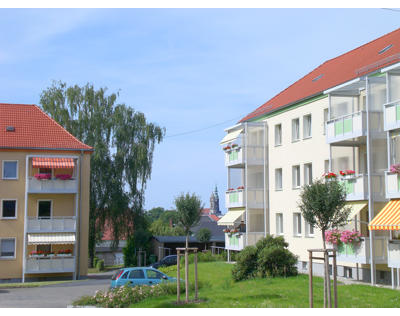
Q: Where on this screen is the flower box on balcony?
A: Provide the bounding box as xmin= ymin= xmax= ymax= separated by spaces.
xmin=55 ymin=174 xmax=72 ymax=180
xmin=30 ymin=254 xmax=45 ymax=258
xmin=57 ymin=253 xmax=72 ymax=257
xmin=34 ymin=173 xmax=52 ymax=180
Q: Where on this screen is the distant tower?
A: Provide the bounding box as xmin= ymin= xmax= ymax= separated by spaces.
xmin=210 ymin=185 xmax=221 ymax=216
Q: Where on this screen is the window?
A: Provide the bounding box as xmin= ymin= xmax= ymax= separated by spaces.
xmin=2 ymin=161 xmax=18 ymax=179
xmin=323 ymin=108 xmax=329 ymax=135
xmin=146 ymin=269 xmax=164 ymax=279
xmin=303 ymin=114 xmax=312 ymax=138
xmin=275 ymin=124 xmax=282 ymax=146
xmin=275 ymin=168 xmax=283 ymax=190
xmin=276 ymin=213 xmax=283 ymax=235
xmin=304 ymin=163 xmax=312 ymax=186
xmin=0 ymin=238 xmax=15 ymax=258
xmin=38 ymin=201 xmax=52 ymax=219
xmin=305 ymin=221 xmax=314 ymax=237
xmin=1 ymin=200 xmax=17 ymax=219
xmin=37 ymin=244 xmax=51 ymax=254
xmin=292 ymin=165 xmax=300 ymax=189
xmin=292 ymin=118 xmax=300 ymax=141
xmin=129 ymin=269 xmax=145 ymax=279
xmin=121 ymin=271 xmax=129 ymax=279
xmin=293 ymin=213 xmax=302 ymax=236
xmin=39 ymin=168 xmax=52 ymax=175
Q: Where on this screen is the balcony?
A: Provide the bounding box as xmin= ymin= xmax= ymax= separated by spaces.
xmin=27 ymin=217 xmax=76 ymax=233
xmin=326 ymin=111 xmax=367 ymax=144
xmin=386 ymin=171 xmax=400 ymax=199
xmin=340 ymin=174 xmax=368 ymax=201
xmin=25 ymin=257 xmax=75 ymax=274
xmin=224 ymin=147 xmax=244 ymax=167
xmin=27 ymin=177 xmax=78 ymax=194
xmin=225 ymin=233 xmax=245 ymax=251
xmin=384 ymin=100 xmax=400 ymax=131
xmin=336 ymin=237 xmax=388 ymax=264
xmin=225 ymin=189 xmax=245 ymax=208
xmin=388 ymin=240 xmax=400 ymax=268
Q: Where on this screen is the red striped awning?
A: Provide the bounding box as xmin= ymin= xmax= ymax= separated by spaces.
xmin=368 ymin=200 xmax=400 ymax=230
xmin=32 ymin=157 xmax=75 ymax=169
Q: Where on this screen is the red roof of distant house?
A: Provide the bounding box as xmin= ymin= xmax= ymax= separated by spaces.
xmin=201 ymin=208 xmax=211 ymax=215
xmin=102 ymin=221 xmax=128 ymax=241
xmin=0 ymin=103 xmax=92 ymax=151
xmin=201 ymin=208 xmax=220 ymax=222
xmin=209 ymin=214 xmax=220 ymax=222
xmin=241 ymin=28 xmax=400 ymax=122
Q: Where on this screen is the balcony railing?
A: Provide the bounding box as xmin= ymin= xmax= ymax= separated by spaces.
xmin=385 ymin=171 xmax=400 ymax=199
xmin=225 ymin=233 xmax=244 ymax=251
xmin=27 ymin=216 xmax=76 ymax=232
xmin=225 ymin=189 xmax=245 ymax=208
xmin=384 ymin=100 xmax=400 ymax=131
xmin=388 ymin=240 xmax=400 ymax=268
xmin=326 ymin=111 xmax=366 ymax=144
xmin=336 ymin=237 xmax=388 ymax=264
xmin=340 ymin=174 xmax=368 ymax=201
xmin=27 ymin=177 xmax=78 ymax=194
xmin=25 ymin=257 xmax=75 ymax=274
xmin=224 ymin=147 xmax=244 ymax=167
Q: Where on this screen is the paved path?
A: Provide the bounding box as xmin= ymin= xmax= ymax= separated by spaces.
xmin=0 ymin=272 xmax=113 ymax=308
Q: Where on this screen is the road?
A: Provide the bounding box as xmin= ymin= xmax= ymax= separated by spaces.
xmin=0 ymin=273 xmax=112 ymax=308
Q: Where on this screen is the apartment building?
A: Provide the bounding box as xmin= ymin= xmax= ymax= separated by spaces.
xmin=219 ymin=28 xmax=400 ymax=287
xmin=0 ymin=103 xmax=92 ymax=282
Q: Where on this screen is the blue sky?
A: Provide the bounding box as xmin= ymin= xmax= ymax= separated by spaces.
xmin=0 ymin=8 xmax=399 ymax=212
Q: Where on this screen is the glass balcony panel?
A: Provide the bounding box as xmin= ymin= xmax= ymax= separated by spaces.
xmin=336 ymin=237 xmax=387 ymax=264
xmin=386 ymin=171 xmax=400 ymax=199
xmin=388 ymin=240 xmax=400 ymax=268
xmin=326 ymin=111 xmax=366 ymax=144
xmin=25 ymin=257 xmax=75 ymax=273
xmin=384 ymin=101 xmax=400 ymax=131
xmin=27 ymin=217 xmax=76 ymax=232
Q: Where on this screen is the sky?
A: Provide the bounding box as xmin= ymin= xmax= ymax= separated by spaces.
xmin=0 ymin=8 xmax=399 ymax=213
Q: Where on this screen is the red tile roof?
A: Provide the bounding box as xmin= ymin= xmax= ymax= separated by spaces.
xmin=241 ymin=28 xmax=400 ymax=122
xmin=0 ymin=103 xmax=92 ymax=151
xmin=209 ymin=214 xmax=220 ymax=222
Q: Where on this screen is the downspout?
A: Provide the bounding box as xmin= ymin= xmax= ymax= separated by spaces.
xmin=76 ymin=150 xmax=83 ymax=279
xmin=263 ymin=122 xmax=268 ymax=236
xmin=245 ymin=123 xmax=248 ymax=247
xmin=22 ymin=156 xmax=29 ymax=282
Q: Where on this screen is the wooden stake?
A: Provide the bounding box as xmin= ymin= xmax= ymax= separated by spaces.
xmin=194 ymin=250 xmax=198 ymax=300
xmin=185 ymin=248 xmax=189 ymax=303
xmin=308 ymin=250 xmax=313 ymax=308
xmin=333 ymin=249 xmax=338 ymax=308
xmin=177 ymin=250 xmax=180 ymax=304
xmin=325 ymin=251 xmax=332 ymax=308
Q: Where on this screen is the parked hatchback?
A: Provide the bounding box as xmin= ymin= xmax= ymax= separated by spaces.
xmin=110 ymin=267 xmax=176 ymax=289
xmin=150 ymin=255 xmax=177 ymax=269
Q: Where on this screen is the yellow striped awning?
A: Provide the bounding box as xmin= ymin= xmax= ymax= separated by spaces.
xmin=217 ymin=209 xmax=245 ymax=226
xmin=368 ymin=200 xmax=400 ymax=230
xmin=220 ymin=129 xmax=243 ymax=145
xmin=32 ymin=157 xmax=75 ymax=169
xmin=347 ymin=201 xmax=368 ymax=222
xmin=27 ymin=233 xmax=76 ymax=245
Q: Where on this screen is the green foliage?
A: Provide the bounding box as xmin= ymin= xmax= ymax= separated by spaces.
xmin=232 ymin=235 xmax=298 ymax=281
xmin=149 ymin=219 xmax=185 ymax=236
xmin=196 ymin=228 xmax=212 ymax=244
xmin=123 ymin=238 xmax=136 ymax=267
xmin=93 ymin=257 xmax=99 ymax=268
xmin=179 ymin=251 xmax=225 ymax=266
xmin=145 ymin=207 xmax=165 ymax=223
xmin=298 ymin=178 xmax=351 ymax=247
xmin=40 ymin=81 xmax=165 ymax=263
xmin=174 ymin=193 xmax=203 ymax=247
xmin=96 ymin=259 xmax=105 ymax=271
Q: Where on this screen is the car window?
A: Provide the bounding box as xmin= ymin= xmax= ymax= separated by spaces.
xmin=129 ymin=269 xmax=145 ymax=279
xmin=121 ymin=271 xmax=129 ymax=279
xmin=146 ymin=269 xmax=164 ymax=279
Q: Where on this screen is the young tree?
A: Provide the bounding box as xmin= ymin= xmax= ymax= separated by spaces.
xmin=40 ymin=81 xmax=165 ymax=266
xmin=298 ymin=178 xmax=351 ymax=249
xmin=174 ymin=193 xmax=203 ymax=248
xmin=196 ymin=228 xmax=212 ymax=250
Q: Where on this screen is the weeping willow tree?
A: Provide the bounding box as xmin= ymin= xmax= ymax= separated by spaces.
xmin=40 ymin=81 xmax=165 ymax=266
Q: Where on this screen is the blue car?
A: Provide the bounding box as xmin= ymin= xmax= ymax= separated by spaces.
xmin=110 ymin=267 xmax=176 ymax=288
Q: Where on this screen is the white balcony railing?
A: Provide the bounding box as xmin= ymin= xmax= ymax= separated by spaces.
xmin=388 ymin=240 xmax=400 ymax=268
xmin=384 ymin=100 xmax=400 ymax=131
xmin=27 ymin=177 xmax=78 ymax=194
xmin=25 ymin=257 xmax=75 ymax=274
xmin=225 ymin=233 xmax=245 ymax=251
xmin=336 ymin=237 xmax=388 ymax=264
xmin=326 ymin=111 xmax=366 ymax=144
xmin=340 ymin=174 xmax=368 ymax=201
xmin=225 ymin=189 xmax=245 ymax=208
xmin=27 ymin=217 xmax=76 ymax=232
xmin=385 ymin=171 xmax=400 ymax=199
xmin=224 ymin=147 xmax=244 ymax=166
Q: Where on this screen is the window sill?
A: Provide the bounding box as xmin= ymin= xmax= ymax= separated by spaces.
xmin=0 ymin=217 xmax=17 ymax=220
xmin=274 ymin=144 xmax=282 ymax=147
xmin=2 ymin=178 xmax=18 ymax=180
xmin=303 ymin=136 xmax=312 ymax=140
xmin=292 ymin=186 xmax=300 ymax=190
xmin=305 ymin=235 xmax=315 ymax=238
xmin=275 ymin=188 xmax=283 ymax=192
xmin=0 ymin=257 xmax=16 ymax=260
xmin=291 ymin=139 xmax=300 ymax=143
xmin=293 ymin=235 xmax=302 ymax=238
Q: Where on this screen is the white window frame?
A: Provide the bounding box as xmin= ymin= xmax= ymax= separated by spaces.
xmin=323 ymin=108 xmax=328 ymax=135
xmin=274 ymin=124 xmax=282 ymax=146
xmin=276 ymin=213 xmax=283 ymax=236
xmin=2 ymin=160 xmax=19 ymax=180
xmin=292 ymin=165 xmax=300 ymax=189
xmin=305 ymin=221 xmax=315 ymax=237
xmin=275 ymin=168 xmax=283 ymax=191
xmin=0 ymin=237 xmax=16 ymax=259
xmin=37 ymin=200 xmax=53 ymax=219
xmin=1 ymin=199 xmax=17 ymax=220
xmin=324 ymin=159 xmax=330 ymax=173
xmin=293 ymin=213 xmax=302 ymax=236
xmin=304 ymin=163 xmax=313 ymax=186
xmin=303 ymin=114 xmax=312 ymax=139
xmin=292 ymin=118 xmax=300 ymax=142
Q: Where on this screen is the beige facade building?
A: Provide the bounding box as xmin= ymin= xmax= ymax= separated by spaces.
xmin=219 ymin=28 xmax=400 ymax=287
xmin=0 ymin=103 xmax=92 ymax=282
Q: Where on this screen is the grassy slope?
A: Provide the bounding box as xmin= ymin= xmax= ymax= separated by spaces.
xmin=131 ymin=262 xmax=400 ymax=308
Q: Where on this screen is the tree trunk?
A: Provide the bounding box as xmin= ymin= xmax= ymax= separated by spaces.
xmin=186 ymin=234 xmax=189 ymax=249
xmin=322 ymin=228 xmax=327 ymax=307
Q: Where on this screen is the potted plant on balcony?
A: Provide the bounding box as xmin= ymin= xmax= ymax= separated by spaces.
xmin=223 ymin=145 xmax=232 ymax=152
xmin=46 ymin=251 xmax=55 ymax=258
xmin=237 ymin=186 xmax=244 ymax=190
xmin=339 ymin=170 xmax=356 ymax=179
xmin=30 ymin=250 xmax=45 ymax=258
xmin=57 ymin=249 xmax=72 ymax=257
xmin=55 ymin=174 xmax=72 ymax=180
xmin=323 ymin=172 xmax=337 ymax=180
xmin=34 ymin=173 xmax=52 ymax=180
xmin=390 ymin=164 xmax=400 ymax=175
xmin=325 ymin=229 xmax=361 ymax=254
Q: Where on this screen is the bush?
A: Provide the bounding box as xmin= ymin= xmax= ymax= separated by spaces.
xmin=96 ymin=259 xmax=105 ymax=271
xmin=123 ymin=238 xmax=136 ymax=267
xmin=231 ymin=235 xmax=298 ymax=281
xmin=93 ymin=257 xmax=99 ymax=268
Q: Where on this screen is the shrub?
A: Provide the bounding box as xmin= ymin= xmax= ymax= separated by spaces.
xmin=96 ymin=259 xmax=105 ymax=271
xmin=93 ymin=257 xmax=99 ymax=268
xmin=231 ymin=235 xmax=298 ymax=281
xmin=123 ymin=237 xmax=136 ymax=267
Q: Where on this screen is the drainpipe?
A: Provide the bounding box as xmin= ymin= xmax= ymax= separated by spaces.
xmin=22 ymin=156 xmax=29 ymax=283
xmin=263 ymin=123 xmax=268 ymax=237
xmin=76 ymin=150 xmax=83 ymax=279
xmin=244 ymin=123 xmax=248 ymax=247
xmin=365 ymin=76 xmax=376 ymax=286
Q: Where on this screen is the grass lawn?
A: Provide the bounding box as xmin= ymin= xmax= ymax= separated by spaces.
xmin=129 ymin=262 xmax=400 ymax=308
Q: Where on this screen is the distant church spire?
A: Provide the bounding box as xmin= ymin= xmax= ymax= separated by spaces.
xmin=210 ymin=185 xmax=220 ymax=215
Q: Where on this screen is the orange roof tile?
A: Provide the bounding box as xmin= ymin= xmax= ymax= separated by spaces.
xmin=0 ymin=103 xmax=92 ymax=151
xmin=241 ymin=28 xmax=400 ymax=122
